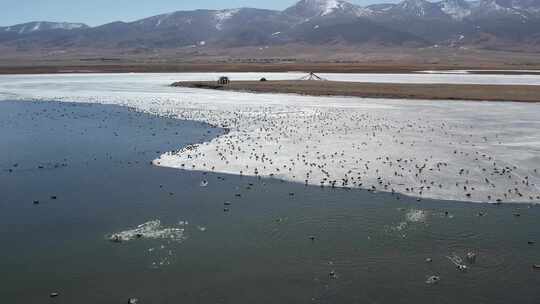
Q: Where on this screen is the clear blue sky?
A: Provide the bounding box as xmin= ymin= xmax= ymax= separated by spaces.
xmin=1 ymin=0 xmax=396 ymax=27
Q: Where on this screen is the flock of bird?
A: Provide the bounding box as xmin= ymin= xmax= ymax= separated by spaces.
xmin=152 ymin=97 xmax=540 ymax=204
xmin=4 ymin=75 xmax=539 ymax=204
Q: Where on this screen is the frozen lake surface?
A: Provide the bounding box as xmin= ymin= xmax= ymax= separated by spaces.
xmin=1 ymin=73 xmax=539 ymax=203
xmin=2 ymin=71 xmax=540 ymax=86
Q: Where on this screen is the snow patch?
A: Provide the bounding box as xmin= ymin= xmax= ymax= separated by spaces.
xmin=214 ymin=9 xmax=239 ymax=30
xmin=51 ymin=22 xmax=86 ymax=30
xmin=440 ymin=0 xmax=471 ymax=20
xmin=154 ymin=13 xmax=172 ymax=28
xmin=31 ymin=22 xmax=42 ymax=32
xmin=321 ymin=0 xmax=340 ymax=15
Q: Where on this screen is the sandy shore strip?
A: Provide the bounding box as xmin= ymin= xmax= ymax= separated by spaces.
xmin=172 ymin=80 xmax=540 ymax=102
xmin=3 ymin=63 xmax=540 ymax=75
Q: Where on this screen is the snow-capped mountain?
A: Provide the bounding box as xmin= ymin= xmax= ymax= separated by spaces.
xmin=133 ymin=9 xmax=244 ymax=32
xmin=485 ymin=0 xmax=540 ymax=11
xmin=366 ymin=0 xmax=539 ymax=18
xmin=391 ymin=0 xmax=449 ymax=18
xmin=284 ymin=0 xmax=372 ymax=19
xmin=0 ymin=21 xmax=88 ymax=34
xmin=438 ymin=0 xmax=473 ymax=20
xmin=471 ymin=0 xmax=540 ymax=17
xmin=1 ymin=0 xmax=540 ymax=51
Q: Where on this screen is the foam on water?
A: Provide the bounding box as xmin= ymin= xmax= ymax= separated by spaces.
xmin=392 ymin=208 xmax=428 ymax=233
xmin=425 ymin=275 xmax=441 ymax=284
xmin=405 ymin=209 xmax=428 ymax=223
xmin=107 ymin=220 xmax=187 ymax=242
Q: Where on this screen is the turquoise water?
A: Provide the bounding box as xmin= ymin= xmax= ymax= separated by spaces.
xmin=0 ymin=100 xmax=538 ymax=304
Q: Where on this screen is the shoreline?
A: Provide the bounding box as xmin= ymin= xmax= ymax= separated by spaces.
xmin=3 ymin=98 xmax=536 ymax=205
xmin=172 ymin=80 xmax=540 ymax=102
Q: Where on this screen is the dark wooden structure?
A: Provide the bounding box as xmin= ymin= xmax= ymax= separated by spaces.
xmin=298 ymin=72 xmax=326 ymax=81
xmin=218 ymin=76 xmax=230 ymax=85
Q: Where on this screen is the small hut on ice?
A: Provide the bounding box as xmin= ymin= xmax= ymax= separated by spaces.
xmin=217 ymin=76 xmax=230 ymax=85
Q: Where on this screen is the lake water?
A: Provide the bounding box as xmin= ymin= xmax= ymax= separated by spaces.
xmin=0 ymin=100 xmax=539 ymax=303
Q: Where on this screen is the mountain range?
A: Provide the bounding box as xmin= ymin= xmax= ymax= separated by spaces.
xmin=2 ymin=0 xmax=540 ymax=52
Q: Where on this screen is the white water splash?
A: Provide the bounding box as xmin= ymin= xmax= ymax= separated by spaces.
xmin=107 ymin=220 xmax=187 ymax=242
xmin=405 ymin=209 xmax=428 ymax=223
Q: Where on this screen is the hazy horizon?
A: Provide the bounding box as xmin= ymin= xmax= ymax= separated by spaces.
xmin=0 ymin=0 xmax=408 ymax=27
